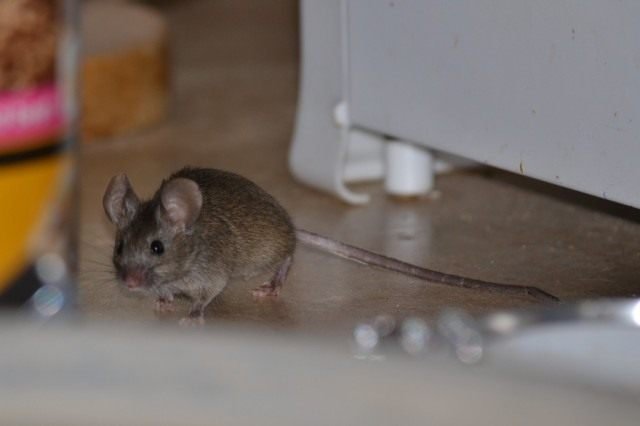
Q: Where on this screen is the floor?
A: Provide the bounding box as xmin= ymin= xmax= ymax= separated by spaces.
xmin=79 ymin=0 xmax=640 ymax=334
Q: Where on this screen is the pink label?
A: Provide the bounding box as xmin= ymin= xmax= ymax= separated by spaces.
xmin=0 ymin=84 xmax=64 ymax=151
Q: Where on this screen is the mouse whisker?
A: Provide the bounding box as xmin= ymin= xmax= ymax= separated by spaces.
xmin=79 ymin=239 xmax=112 ymax=253
xmin=77 ymin=268 xmax=113 ymax=277
xmin=80 ymin=276 xmax=117 ymax=287
xmin=80 ymin=257 xmax=113 ymax=267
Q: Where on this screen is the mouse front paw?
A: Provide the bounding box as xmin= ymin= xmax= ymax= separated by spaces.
xmin=179 ymin=316 xmax=205 ymax=326
xmin=154 ymin=298 xmax=175 ymax=314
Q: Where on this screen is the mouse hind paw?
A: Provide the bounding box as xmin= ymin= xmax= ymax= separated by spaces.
xmin=252 ymin=282 xmax=280 ymax=298
xmin=251 ymin=256 xmax=292 ymax=298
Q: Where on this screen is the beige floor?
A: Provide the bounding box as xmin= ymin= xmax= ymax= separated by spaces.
xmin=79 ymin=0 xmax=640 ymax=333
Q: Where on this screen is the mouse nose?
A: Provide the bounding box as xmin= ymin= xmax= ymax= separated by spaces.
xmin=124 ymin=269 xmax=146 ymax=289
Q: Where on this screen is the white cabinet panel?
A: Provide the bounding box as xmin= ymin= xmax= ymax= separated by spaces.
xmin=347 ymin=0 xmax=640 ymax=207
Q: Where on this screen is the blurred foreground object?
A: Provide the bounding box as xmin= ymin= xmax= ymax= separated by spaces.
xmin=0 ymin=0 xmax=78 ymax=311
xmin=0 ymin=320 xmax=638 ymax=425
xmin=355 ymin=299 xmax=640 ymax=397
xmin=81 ymin=0 xmax=169 ymax=141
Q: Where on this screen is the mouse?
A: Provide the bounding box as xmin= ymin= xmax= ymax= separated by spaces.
xmin=102 ymin=167 xmax=559 ymax=324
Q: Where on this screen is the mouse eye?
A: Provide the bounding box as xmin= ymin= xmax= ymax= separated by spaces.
xmin=150 ymin=240 xmax=164 ymax=256
xmin=115 ymin=240 xmax=124 ymax=256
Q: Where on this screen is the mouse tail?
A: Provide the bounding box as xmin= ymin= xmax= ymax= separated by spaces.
xmin=295 ymin=229 xmax=560 ymax=304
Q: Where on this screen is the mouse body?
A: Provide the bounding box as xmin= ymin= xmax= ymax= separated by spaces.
xmin=103 ymin=167 xmax=295 ymax=324
xmin=103 ymin=167 xmax=559 ymax=324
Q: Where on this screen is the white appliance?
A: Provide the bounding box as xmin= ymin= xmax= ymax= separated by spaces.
xmin=290 ymin=0 xmax=640 ymax=206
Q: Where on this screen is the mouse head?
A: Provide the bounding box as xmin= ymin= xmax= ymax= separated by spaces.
xmin=103 ymin=174 xmax=203 ymax=291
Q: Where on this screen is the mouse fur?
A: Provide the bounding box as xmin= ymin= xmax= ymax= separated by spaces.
xmin=103 ymin=167 xmax=296 ymax=324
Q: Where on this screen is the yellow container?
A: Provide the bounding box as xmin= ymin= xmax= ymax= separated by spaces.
xmin=0 ymin=0 xmax=77 ymax=313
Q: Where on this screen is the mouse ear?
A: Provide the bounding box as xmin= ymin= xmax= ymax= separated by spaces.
xmin=103 ymin=174 xmax=140 ymax=228
xmin=159 ymin=178 xmax=203 ymax=232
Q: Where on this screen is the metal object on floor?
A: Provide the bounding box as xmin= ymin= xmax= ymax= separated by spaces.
xmin=353 ymin=298 xmax=640 ymax=397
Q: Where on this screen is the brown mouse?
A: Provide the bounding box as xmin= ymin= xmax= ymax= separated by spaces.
xmin=103 ymin=167 xmax=559 ymax=324
xmin=103 ymin=167 xmax=296 ymax=324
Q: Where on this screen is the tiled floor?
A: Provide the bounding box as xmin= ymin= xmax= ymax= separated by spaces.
xmin=78 ymin=0 xmax=640 ymax=333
